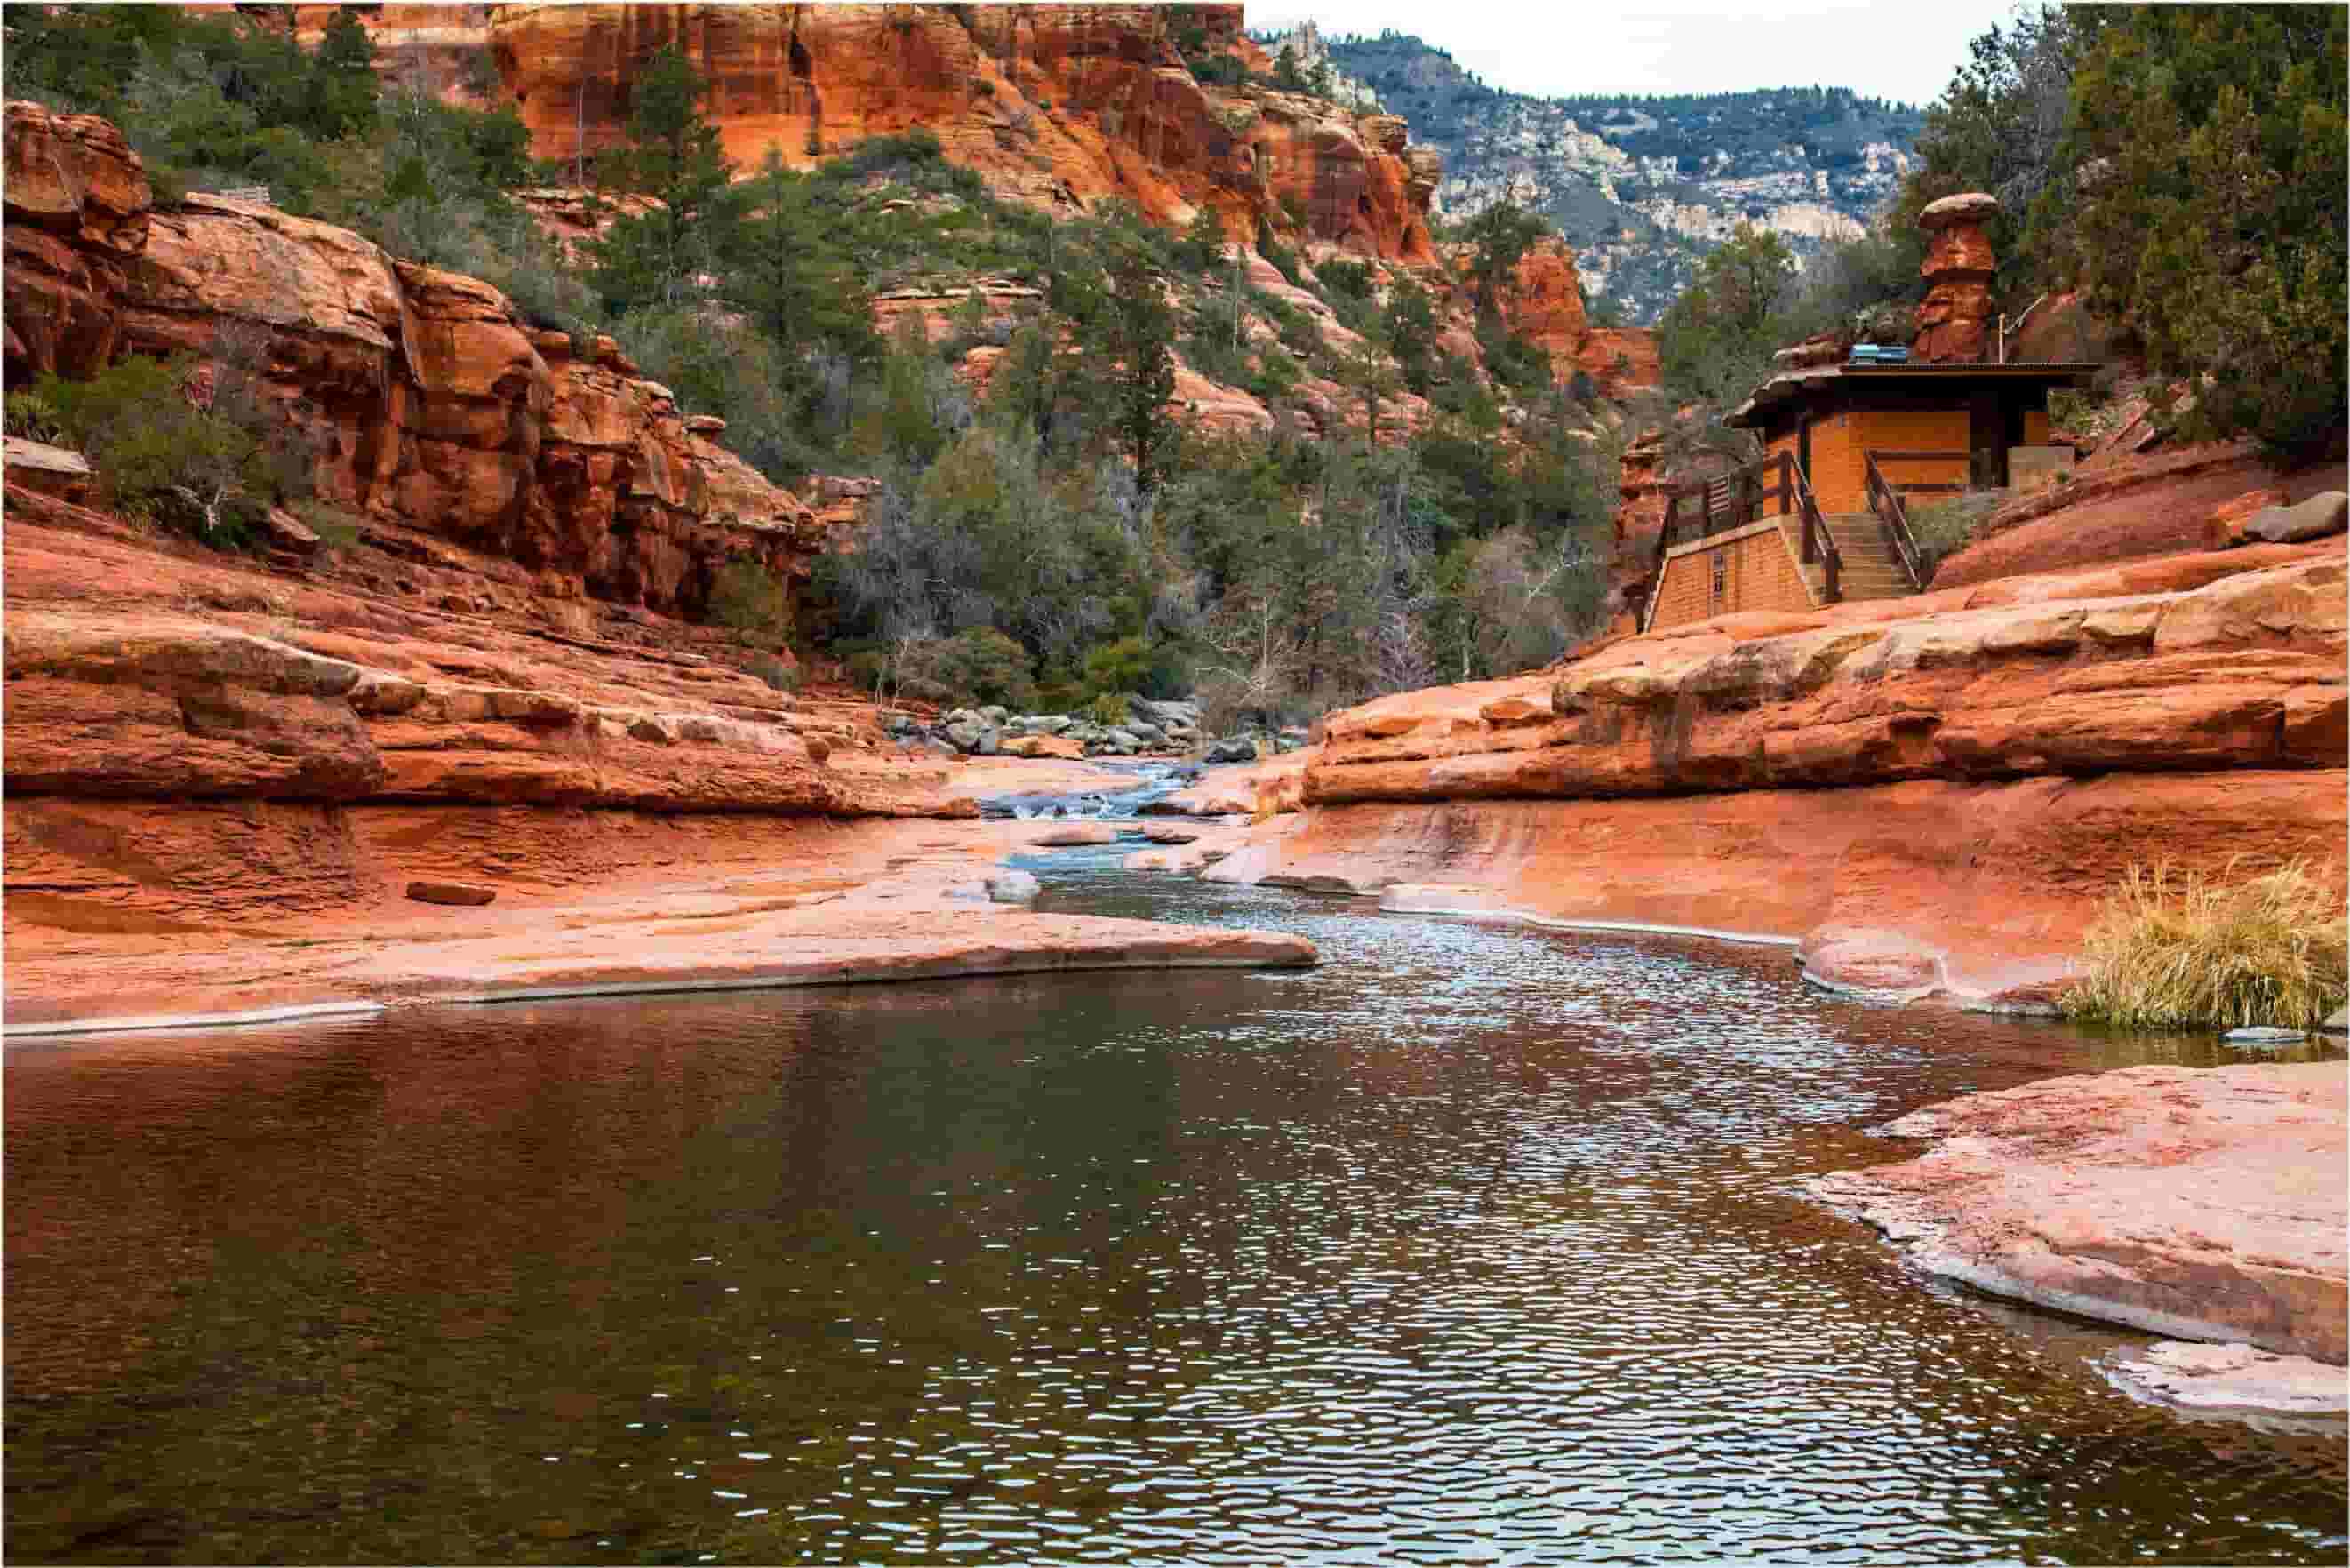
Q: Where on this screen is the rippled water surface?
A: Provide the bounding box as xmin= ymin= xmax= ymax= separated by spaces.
xmin=8 ymin=851 xmax=2346 ymax=1564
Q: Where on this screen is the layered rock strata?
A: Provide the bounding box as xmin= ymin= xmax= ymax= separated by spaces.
xmin=1208 ymin=543 xmax=2346 ymax=1004
xmin=484 ymin=4 xmax=1440 ymax=262
xmin=1910 ymin=190 xmax=1999 ymax=364
xmin=3 ymin=100 xmax=831 ymax=622
xmin=1 ymin=103 xmax=151 ymax=380
xmin=3 ymin=811 xmax=1315 ymax=1032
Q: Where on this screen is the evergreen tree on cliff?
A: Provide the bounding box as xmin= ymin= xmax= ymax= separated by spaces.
xmin=1655 ymin=223 xmax=1795 ymax=410
xmin=1070 ymin=231 xmax=1179 ymax=495
xmin=594 ymin=44 xmax=734 ymax=308
xmin=2059 ymin=5 xmax=2346 ymax=460
xmin=1460 ymin=202 xmax=1550 ymax=314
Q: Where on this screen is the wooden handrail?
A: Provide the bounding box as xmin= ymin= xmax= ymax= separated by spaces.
xmin=1785 ymin=451 xmax=1840 ymax=604
xmin=1642 ymin=450 xmax=1833 ymax=628
xmin=1862 ymin=449 xmax=1929 ymax=591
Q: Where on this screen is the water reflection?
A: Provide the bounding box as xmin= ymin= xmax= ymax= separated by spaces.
xmin=6 ymin=865 xmax=2343 ymax=1564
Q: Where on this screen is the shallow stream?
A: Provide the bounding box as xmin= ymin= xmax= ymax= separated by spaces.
xmin=6 ymin=846 xmax=2345 ymax=1564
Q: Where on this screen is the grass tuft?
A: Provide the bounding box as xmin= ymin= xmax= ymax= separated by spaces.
xmin=2060 ymin=860 xmax=2347 ymax=1032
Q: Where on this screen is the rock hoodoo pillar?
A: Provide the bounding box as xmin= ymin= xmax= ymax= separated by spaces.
xmin=1910 ymin=191 xmax=2000 ymax=364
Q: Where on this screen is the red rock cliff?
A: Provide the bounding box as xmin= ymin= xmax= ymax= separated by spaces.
xmin=483 ymin=4 xmax=1439 ymax=262
xmin=3 ymin=100 xmax=824 ymax=621
xmin=1211 ymin=544 xmax=2347 ymax=1008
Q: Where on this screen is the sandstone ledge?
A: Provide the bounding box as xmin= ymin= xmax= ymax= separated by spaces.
xmin=1806 ymin=1062 xmax=2348 ymax=1380
xmin=2103 ymin=1341 xmax=2347 ymax=1428
xmin=4 ymin=815 xmax=1315 ymax=1036
xmin=1203 ymin=771 xmax=2346 ymax=1008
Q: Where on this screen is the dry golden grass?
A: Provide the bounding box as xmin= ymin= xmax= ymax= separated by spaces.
xmin=2061 ymin=860 xmax=2347 ymax=1031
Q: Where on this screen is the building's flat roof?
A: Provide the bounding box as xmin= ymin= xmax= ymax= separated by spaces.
xmin=1726 ymin=361 xmax=2102 ymax=427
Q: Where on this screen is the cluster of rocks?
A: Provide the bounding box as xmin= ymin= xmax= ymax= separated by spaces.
xmin=883 ymin=698 xmax=1293 ymax=762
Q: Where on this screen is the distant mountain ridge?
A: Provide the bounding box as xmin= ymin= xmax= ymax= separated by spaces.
xmin=1315 ymin=30 xmax=1925 ymax=324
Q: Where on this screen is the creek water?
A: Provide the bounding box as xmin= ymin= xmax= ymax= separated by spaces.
xmin=6 ymin=845 xmax=2345 ymax=1564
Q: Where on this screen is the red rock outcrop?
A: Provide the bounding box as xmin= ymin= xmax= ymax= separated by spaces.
xmin=1910 ymin=190 xmax=1999 ymax=364
xmin=1607 ymin=428 xmax=1672 ymax=614
xmin=484 ymin=4 xmax=1438 ymax=263
xmin=1205 ymin=542 xmax=2347 ymax=1005
xmin=4 ymin=100 xmax=828 ymax=622
xmin=1933 ymin=442 xmax=2350 ymax=589
xmin=1576 ymin=326 xmax=1660 ymax=401
xmin=2 ymin=101 xmax=151 ymax=380
xmin=1494 ymin=236 xmax=1587 ymax=372
xmin=1809 ymin=1061 xmax=2347 ymax=1368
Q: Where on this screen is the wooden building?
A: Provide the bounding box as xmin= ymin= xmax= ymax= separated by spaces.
xmin=1636 ymin=357 xmax=2097 ymax=633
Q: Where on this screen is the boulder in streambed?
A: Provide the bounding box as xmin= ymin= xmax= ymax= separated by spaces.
xmin=407 ymin=880 xmax=497 ymax=907
xmin=1029 ymin=823 xmax=1121 ymax=847
xmin=986 ymin=870 xmax=1040 ymax=905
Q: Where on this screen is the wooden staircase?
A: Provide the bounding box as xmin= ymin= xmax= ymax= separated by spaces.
xmin=1785 ymin=513 xmax=1917 ymax=605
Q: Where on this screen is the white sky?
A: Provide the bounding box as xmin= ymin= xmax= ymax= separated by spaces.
xmin=1249 ymin=0 xmax=2034 ymax=108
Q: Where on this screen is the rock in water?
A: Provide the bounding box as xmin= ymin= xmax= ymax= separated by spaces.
xmin=986 ymin=870 xmax=1039 ymax=905
xmin=1028 ymin=823 xmax=1119 ymax=847
xmin=407 ymin=880 xmax=496 ymax=907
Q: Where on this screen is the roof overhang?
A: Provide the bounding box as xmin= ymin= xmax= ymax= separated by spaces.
xmin=1725 ymin=362 xmax=2102 ymax=428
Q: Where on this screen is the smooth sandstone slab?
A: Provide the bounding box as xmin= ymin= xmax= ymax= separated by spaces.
xmin=1808 ymin=1061 xmax=2349 ymax=1364
xmin=2105 ymin=1340 xmax=2348 ymax=1421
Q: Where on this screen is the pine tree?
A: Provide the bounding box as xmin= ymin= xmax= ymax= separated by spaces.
xmin=1086 ymin=236 xmax=1179 ymax=493
xmin=603 ymin=44 xmax=734 ymax=293
xmin=2062 ymin=5 xmax=2346 ymax=458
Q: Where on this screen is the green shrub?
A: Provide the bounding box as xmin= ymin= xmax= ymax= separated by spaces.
xmin=899 ymin=626 xmax=1037 ymax=709
xmin=1080 ymin=635 xmax=1156 ymax=700
xmin=707 ymin=558 xmax=794 ymax=644
xmin=1318 ymin=258 xmax=1374 ymax=300
xmin=1247 ymin=348 xmax=1303 ymax=403
xmin=4 ymin=390 xmax=66 ymax=444
xmin=1904 ymin=490 xmax=2006 ymax=582
xmin=2061 ymin=860 xmax=2347 ymax=1032
xmin=1086 ymin=691 xmax=1131 ymax=727
xmin=747 ymin=653 xmax=801 ymax=692
xmin=291 ymin=500 xmax=363 ymax=553
xmin=30 ymin=350 xmax=302 ymax=551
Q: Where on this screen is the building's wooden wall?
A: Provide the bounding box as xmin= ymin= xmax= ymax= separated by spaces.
xmin=1647 ymin=522 xmax=1816 ymax=630
xmin=1804 ymin=408 xmax=1972 ymax=514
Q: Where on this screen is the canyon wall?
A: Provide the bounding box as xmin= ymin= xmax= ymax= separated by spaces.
xmin=1217 ymin=544 xmax=2347 ymax=1004
xmin=483 ymin=4 xmax=1440 ymax=262
xmin=3 ymin=100 xmax=831 ymax=623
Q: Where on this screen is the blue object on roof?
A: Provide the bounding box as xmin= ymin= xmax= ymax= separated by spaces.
xmin=1849 ymin=344 xmax=1910 ymax=363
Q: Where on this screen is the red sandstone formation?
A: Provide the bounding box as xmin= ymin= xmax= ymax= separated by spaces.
xmin=1606 ymin=428 xmax=1673 ymax=617
xmin=1910 ymin=190 xmax=1999 ymax=364
xmin=2 ymin=100 xmax=830 ymax=621
xmin=184 ymin=4 xmax=500 ymax=102
xmin=1 ymin=102 xmax=151 ymax=380
xmin=1934 ymin=442 xmax=2349 ymax=588
xmin=484 ymin=4 xmax=1438 ymax=263
xmin=1495 ymin=237 xmax=1587 ymax=374
xmin=1203 ymin=541 xmax=2346 ymax=1006
xmin=1809 ymin=1061 xmax=2347 ymax=1375
xmin=1577 ymin=326 xmax=1661 ymax=402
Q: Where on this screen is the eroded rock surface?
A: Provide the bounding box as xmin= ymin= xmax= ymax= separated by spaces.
xmin=1306 ymin=548 xmax=2345 ymax=806
xmin=487 ymin=4 xmax=1439 ymax=262
xmin=1808 ymin=1062 xmax=2348 ymax=1367
xmin=1196 ymin=542 xmax=2346 ymax=1004
xmin=3 ymin=100 xmax=835 ymax=623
